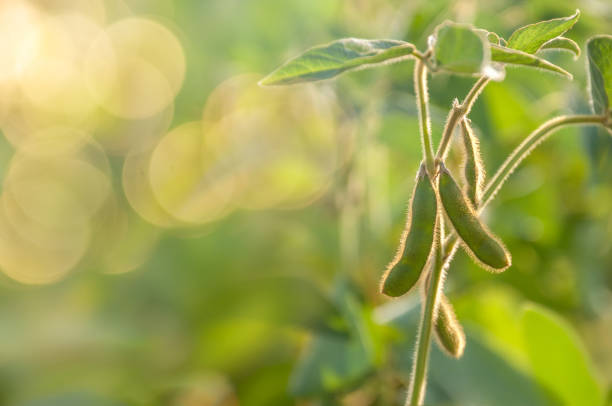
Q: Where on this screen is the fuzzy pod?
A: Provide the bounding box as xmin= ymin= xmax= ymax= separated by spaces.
xmin=434 ymin=295 xmax=466 ymax=358
xmin=381 ymin=164 xmax=438 ymax=297
xmin=438 ymin=163 xmax=511 ymax=272
xmin=460 ymin=118 xmax=485 ymax=206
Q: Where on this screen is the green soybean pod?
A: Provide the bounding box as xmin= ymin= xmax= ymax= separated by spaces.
xmin=438 ymin=163 xmax=511 ymax=272
xmin=381 ymin=164 xmax=438 ymax=297
xmin=434 ymin=295 xmax=466 ymax=358
xmin=460 ymin=118 xmax=485 ymax=206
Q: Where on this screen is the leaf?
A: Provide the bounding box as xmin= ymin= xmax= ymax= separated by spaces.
xmin=386 ymin=293 xmax=553 ymax=406
xmin=427 ymin=331 xmax=556 ymax=406
xmin=587 ymin=35 xmax=612 ymax=115
xmin=521 ymin=304 xmax=605 ymax=406
xmin=20 ymin=392 xmax=126 ymax=406
xmin=538 ymin=37 xmax=580 ymax=58
xmin=431 ymin=21 xmax=490 ymax=75
xmin=226 ymin=275 xmax=348 ymax=336
xmin=289 ymin=281 xmax=378 ymax=396
xmin=259 ymin=38 xmax=415 ymax=86
xmin=507 ymin=10 xmax=580 ymax=54
xmin=289 ymin=333 xmax=371 ymax=397
xmin=490 ymin=44 xmax=572 ymax=78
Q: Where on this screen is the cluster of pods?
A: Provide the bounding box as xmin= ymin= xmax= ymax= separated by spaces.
xmin=380 ymin=117 xmax=511 ymax=358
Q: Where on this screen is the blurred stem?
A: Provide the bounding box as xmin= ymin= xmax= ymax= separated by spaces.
xmin=407 ymin=213 xmax=444 ymax=406
xmin=414 ymin=59 xmax=435 ymax=174
xmin=435 ymin=76 xmax=490 ymax=160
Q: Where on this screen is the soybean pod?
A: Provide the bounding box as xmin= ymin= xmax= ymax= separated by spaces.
xmin=381 ymin=164 xmax=438 ymax=297
xmin=434 ymin=295 xmax=466 ymax=358
xmin=460 ymin=118 xmax=485 ymax=206
xmin=438 ymin=163 xmax=511 ymax=272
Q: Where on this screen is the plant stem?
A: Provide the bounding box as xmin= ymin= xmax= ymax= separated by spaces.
xmin=414 ymin=59 xmax=435 ymax=174
xmin=407 ymin=213 xmax=444 ymax=406
xmin=480 ymin=114 xmax=607 ymax=208
xmin=435 ymin=77 xmax=490 ymax=160
xmin=405 ymin=113 xmax=606 ymax=406
xmin=405 ymin=75 xmax=489 ymax=406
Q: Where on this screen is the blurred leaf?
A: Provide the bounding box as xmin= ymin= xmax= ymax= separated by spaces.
xmin=19 ymin=392 xmax=126 ymax=406
xmin=224 ymin=276 xmax=349 ymax=336
xmin=259 ymin=39 xmax=415 ymax=86
xmin=539 ymin=37 xmax=580 ymax=58
xmin=587 ymin=35 xmax=612 ymax=116
xmin=507 ymin=10 xmax=580 ymax=54
xmin=289 ymin=333 xmax=371 ymax=397
xmin=427 ymin=331 xmax=555 ymax=406
xmin=490 ymin=45 xmax=572 ymax=78
xmin=453 ymin=287 xmax=528 ymax=367
xmin=521 ymin=304 xmax=605 ymax=406
xmin=289 ymin=281 xmax=377 ymax=397
xmin=432 ymin=22 xmax=489 ymax=75
xmin=387 ymin=294 xmax=554 ymax=406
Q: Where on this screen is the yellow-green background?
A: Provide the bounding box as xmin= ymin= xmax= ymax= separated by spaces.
xmin=0 ymin=0 xmax=610 ymax=405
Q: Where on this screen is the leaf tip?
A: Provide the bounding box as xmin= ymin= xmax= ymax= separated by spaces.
xmin=257 ymin=76 xmax=273 ymax=87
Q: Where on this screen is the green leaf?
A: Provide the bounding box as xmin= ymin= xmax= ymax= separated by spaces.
xmin=385 ymin=291 xmax=552 ymax=406
xmin=428 ymin=331 xmax=554 ymax=406
xmin=522 ymin=304 xmax=605 ymax=406
xmin=225 ymin=276 xmax=348 ymax=336
xmin=21 ymin=393 xmax=126 ymax=406
xmin=587 ymin=35 xmax=612 ymax=115
xmin=289 ymin=281 xmax=377 ymax=396
xmin=538 ymin=37 xmax=580 ymax=58
xmin=289 ymin=333 xmax=371 ymax=397
xmin=507 ymin=10 xmax=580 ymax=54
xmin=432 ymin=22 xmax=490 ymax=75
xmin=490 ymin=44 xmax=572 ymax=78
xmin=259 ymin=38 xmax=415 ymax=86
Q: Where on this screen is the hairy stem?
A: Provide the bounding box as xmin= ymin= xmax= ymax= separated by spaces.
xmin=404 ymin=75 xmax=489 ymax=406
xmin=407 ymin=212 xmax=444 ymax=406
xmin=435 ymin=77 xmax=490 ymax=160
xmin=480 ymin=114 xmax=607 ymax=208
xmin=405 ymin=113 xmax=606 ymax=406
xmin=414 ymin=59 xmax=435 ymax=174
xmin=444 ymin=114 xmax=607 ymax=254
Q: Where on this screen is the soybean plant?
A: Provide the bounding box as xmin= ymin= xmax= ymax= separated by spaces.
xmin=261 ymin=10 xmax=612 ymax=406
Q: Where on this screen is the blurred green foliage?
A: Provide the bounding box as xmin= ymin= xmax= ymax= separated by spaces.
xmin=0 ymin=0 xmax=611 ymax=405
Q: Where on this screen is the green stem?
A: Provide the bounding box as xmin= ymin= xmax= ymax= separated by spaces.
xmin=405 ymin=113 xmax=606 ymax=406
xmin=414 ymin=59 xmax=435 ymax=174
xmin=404 ymin=76 xmax=489 ymax=406
xmin=407 ymin=212 xmax=444 ymax=406
xmin=435 ymin=77 xmax=490 ymax=160
xmin=480 ymin=114 xmax=607 ymax=208
xmin=445 ymin=114 xmax=607 ymax=253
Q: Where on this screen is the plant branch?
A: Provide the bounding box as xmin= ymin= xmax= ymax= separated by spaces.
xmin=405 ymin=113 xmax=606 ymax=406
xmin=414 ymin=59 xmax=435 ymax=174
xmin=435 ymin=77 xmax=490 ymax=160
xmin=480 ymin=114 xmax=607 ymax=208
xmin=407 ymin=212 xmax=444 ymax=406
xmin=442 ymin=113 xmax=607 ymax=249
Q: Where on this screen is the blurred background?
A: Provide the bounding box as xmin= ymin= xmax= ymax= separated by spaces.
xmin=0 ymin=0 xmax=611 ymax=405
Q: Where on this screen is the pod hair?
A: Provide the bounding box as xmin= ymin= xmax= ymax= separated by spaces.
xmin=460 ymin=118 xmax=486 ymax=206
xmin=437 ymin=163 xmax=511 ymax=272
xmin=434 ymin=295 xmax=466 ymax=358
xmin=380 ymin=163 xmax=438 ymax=297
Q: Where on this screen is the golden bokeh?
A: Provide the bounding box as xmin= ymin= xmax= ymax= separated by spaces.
xmin=0 ymin=1 xmax=344 ymax=284
xmin=149 ymin=121 xmax=237 ymax=224
xmin=123 ymin=143 xmax=182 ymax=227
xmin=85 ymin=17 xmax=185 ymax=119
